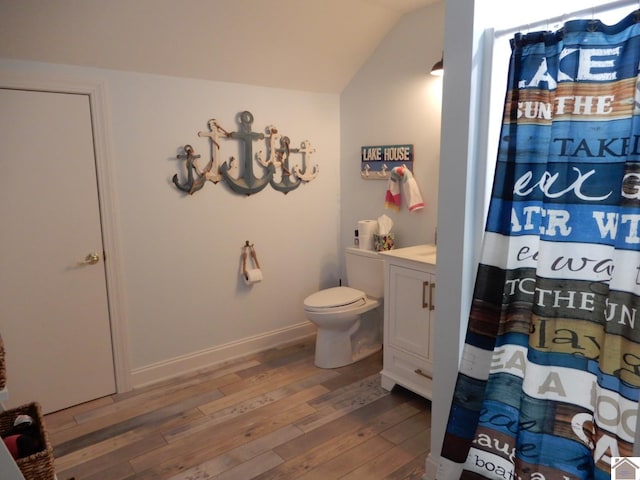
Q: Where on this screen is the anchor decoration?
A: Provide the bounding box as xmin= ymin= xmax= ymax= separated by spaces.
xmin=171 ymin=111 xmax=317 ymax=196
xmin=291 ymin=139 xmax=318 ymax=182
xmin=195 ymin=118 xmax=228 ymax=184
xmin=257 ymin=125 xmax=282 ymax=170
xmin=220 ymin=111 xmax=274 ymax=195
xmin=269 ymin=136 xmax=301 ymax=194
xmin=172 ymin=145 xmax=205 ymax=195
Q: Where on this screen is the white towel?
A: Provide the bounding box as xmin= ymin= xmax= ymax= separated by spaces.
xmin=404 ymin=171 xmax=425 ymax=212
xmin=384 ymin=166 xmax=424 ymax=212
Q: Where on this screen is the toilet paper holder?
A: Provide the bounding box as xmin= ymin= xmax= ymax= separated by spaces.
xmin=242 ymin=241 xmax=262 ymax=281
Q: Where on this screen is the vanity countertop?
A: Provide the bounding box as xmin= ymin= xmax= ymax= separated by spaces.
xmin=379 ymin=244 xmax=437 ymax=265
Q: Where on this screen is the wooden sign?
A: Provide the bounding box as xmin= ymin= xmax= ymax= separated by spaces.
xmin=360 ymin=144 xmax=413 ymax=179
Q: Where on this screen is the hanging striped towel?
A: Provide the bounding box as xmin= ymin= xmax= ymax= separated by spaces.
xmin=384 ymin=166 xmax=425 ymax=212
xmin=384 ymin=169 xmax=402 ymax=211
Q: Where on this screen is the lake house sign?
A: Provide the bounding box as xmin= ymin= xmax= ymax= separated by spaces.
xmin=360 ymin=144 xmax=414 ymax=179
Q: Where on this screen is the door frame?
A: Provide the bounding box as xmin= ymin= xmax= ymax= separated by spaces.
xmin=0 ymin=70 xmax=132 ymax=393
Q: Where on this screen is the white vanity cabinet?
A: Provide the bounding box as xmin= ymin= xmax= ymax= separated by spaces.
xmin=379 ymin=245 xmax=436 ymax=400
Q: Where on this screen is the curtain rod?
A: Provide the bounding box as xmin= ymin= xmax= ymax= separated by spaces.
xmin=494 ymin=0 xmax=640 ymax=38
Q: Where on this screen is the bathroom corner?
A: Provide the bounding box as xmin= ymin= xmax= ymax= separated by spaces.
xmin=339 ymin=2 xmax=444 ymax=270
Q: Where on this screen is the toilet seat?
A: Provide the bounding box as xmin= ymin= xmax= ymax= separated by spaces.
xmin=303 ymin=286 xmax=366 ymax=313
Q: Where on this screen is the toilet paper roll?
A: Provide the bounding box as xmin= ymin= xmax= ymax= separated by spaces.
xmin=243 ymin=268 xmax=263 ymax=285
xmin=357 ymin=220 xmax=377 ymax=250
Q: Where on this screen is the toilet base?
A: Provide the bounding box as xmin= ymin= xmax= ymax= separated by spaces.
xmin=352 ymin=343 xmax=382 ymax=364
xmin=313 ymin=326 xmax=382 ymax=369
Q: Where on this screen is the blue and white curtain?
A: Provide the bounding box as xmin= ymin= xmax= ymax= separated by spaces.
xmin=439 ymin=10 xmax=640 ymax=480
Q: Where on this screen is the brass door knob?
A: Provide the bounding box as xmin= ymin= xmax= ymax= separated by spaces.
xmin=78 ymin=253 xmax=100 ymax=265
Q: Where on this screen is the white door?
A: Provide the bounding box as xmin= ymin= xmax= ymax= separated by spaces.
xmin=0 ymin=88 xmax=116 ymax=413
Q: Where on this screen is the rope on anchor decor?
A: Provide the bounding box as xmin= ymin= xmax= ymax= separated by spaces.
xmin=171 ymin=111 xmax=318 ymax=196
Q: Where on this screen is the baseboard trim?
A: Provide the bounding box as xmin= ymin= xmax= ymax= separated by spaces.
xmin=423 ymin=452 xmax=439 ymax=480
xmin=131 ymin=322 xmax=315 ymax=389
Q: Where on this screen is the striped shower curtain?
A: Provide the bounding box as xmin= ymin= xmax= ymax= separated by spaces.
xmin=439 ymin=10 xmax=640 ymax=480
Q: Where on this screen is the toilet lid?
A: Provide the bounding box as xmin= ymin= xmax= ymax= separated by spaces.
xmin=304 ymin=286 xmax=366 ymax=309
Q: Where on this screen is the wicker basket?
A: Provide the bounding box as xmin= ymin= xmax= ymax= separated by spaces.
xmin=0 ymin=402 xmax=55 ymax=480
xmin=0 ymin=333 xmax=5 ymax=390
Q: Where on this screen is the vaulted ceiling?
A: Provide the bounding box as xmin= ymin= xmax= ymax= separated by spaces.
xmin=0 ymin=0 xmax=441 ymax=93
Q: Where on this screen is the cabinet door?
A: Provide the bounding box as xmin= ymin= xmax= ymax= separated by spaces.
xmin=387 ymin=265 xmax=433 ymax=359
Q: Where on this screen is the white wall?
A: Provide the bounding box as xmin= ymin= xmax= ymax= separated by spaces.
xmin=340 ymin=2 xmax=445 ymax=259
xmin=0 ymin=1 xmax=447 ymax=393
xmin=0 ymin=58 xmax=341 ymax=385
xmin=426 ymin=1 xmax=483 ymax=477
xmin=339 ymin=5 xmax=446 ymax=477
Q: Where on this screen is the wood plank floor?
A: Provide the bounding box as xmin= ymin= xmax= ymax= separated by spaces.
xmin=45 ymin=337 xmax=431 ymax=480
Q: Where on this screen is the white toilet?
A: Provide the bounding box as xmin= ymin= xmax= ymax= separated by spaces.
xmin=303 ymin=247 xmax=384 ymax=368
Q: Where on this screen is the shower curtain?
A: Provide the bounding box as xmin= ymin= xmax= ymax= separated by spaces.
xmin=439 ymin=10 xmax=640 ymax=480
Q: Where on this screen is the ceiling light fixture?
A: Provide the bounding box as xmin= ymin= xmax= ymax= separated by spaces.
xmin=431 ymin=55 xmax=444 ymax=76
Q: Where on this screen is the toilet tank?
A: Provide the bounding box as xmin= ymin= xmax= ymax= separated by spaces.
xmin=345 ymin=247 xmax=384 ymax=299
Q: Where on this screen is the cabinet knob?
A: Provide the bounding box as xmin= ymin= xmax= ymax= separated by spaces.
xmin=414 ymin=368 xmax=430 ymax=379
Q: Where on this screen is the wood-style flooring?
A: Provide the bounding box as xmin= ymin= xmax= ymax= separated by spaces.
xmin=45 ymin=337 xmax=431 ymax=479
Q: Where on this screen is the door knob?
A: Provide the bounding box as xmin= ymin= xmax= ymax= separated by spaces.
xmin=78 ymin=252 xmax=100 ymax=265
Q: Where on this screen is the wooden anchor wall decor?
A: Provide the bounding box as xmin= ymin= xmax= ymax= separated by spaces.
xmin=171 ymin=111 xmax=318 ymax=196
